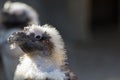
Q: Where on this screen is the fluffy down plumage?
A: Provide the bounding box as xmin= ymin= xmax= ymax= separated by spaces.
xmin=8 ymin=24 xmax=77 ymax=80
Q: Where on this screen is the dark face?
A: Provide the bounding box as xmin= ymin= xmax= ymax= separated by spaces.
xmin=8 ymin=30 xmax=54 ymax=55
xmin=0 ymin=10 xmax=30 ymax=28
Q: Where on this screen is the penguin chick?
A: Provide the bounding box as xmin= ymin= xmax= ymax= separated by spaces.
xmin=8 ymin=24 xmax=77 ymax=80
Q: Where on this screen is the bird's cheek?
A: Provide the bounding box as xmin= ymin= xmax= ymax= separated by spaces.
xmin=19 ymin=40 xmax=36 ymax=53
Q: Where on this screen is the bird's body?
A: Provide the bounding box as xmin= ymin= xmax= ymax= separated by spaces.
xmin=8 ymin=24 xmax=77 ymax=80
xmin=14 ymin=54 xmax=66 ymax=80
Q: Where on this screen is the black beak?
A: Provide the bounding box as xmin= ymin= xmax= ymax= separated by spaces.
xmin=8 ymin=31 xmax=28 ymax=45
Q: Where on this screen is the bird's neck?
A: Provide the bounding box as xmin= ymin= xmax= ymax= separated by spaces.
xmin=20 ymin=54 xmax=61 ymax=72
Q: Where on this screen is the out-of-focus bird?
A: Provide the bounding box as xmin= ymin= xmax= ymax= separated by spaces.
xmin=0 ymin=1 xmax=39 ymax=28
xmin=0 ymin=1 xmax=39 ymax=80
xmin=8 ymin=24 xmax=77 ymax=80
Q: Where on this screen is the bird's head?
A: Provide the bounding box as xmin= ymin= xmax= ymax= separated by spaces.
xmin=0 ymin=1 xmax=39 ymax=28
xmin=8 ymin=24 xmax=66 ymax=65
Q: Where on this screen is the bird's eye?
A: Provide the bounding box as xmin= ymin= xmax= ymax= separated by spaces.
xmin=36 ymin=35 xmax=41 ymax=40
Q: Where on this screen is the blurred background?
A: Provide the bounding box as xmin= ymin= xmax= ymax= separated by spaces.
xmin=0 ymin=0 xmax=120 ymax=80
